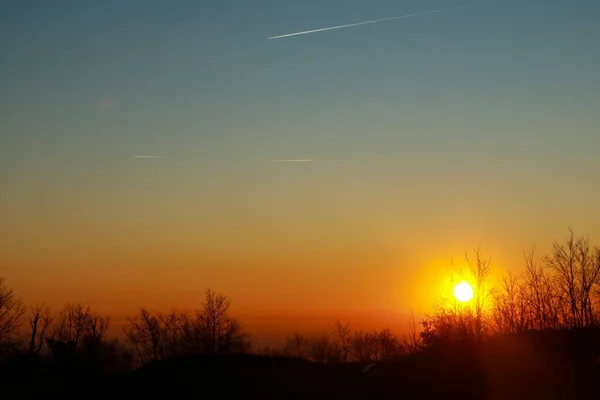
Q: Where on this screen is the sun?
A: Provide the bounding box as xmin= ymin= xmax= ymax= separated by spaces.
xmin=454 ymin=281 xmax=474 ymax=302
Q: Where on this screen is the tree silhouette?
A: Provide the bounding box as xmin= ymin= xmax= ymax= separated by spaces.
xmin=123 ymin=289 xmax=250 ymax=365
xmin=545 ymin=228 xmax=600 ymax=328
xmin=403 ymin=308 xmax=422 ymax=352
xmin=27 ymin=302 xmax=52 ymax=355
xmin=124 ymin=308 xmax=167 ymax=363
xmin=197 ymin=289 xmax=248 ymax=354
xmin=332 ymin=319 xmax=351 ymax=362
xmin=283 ymin=332 xmax=310 ymax=359
xmin=0 ymin=278 xmax=25 ymax=352
xmin=34 ymin=302 xmax=131 ymax=376
xmin=48 ymin=303 xmax=109 ymax=348
xmin=466 ymin=247 xmax=493 ymax=337
xmin=347 ymin=329 xmax=405 ymax=362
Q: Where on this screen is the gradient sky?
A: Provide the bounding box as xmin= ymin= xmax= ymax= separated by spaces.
xmin=2 ymin=0 xmax=600 ymax=336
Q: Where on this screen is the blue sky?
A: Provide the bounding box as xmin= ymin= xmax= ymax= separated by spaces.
xmin=1 ymin=0 xmax=600 ymax=312
xmin=3 ymin=0 xmax=599 ymax=166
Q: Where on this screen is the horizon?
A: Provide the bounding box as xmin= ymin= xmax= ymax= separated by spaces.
xmin=4 ymin=227 xmax=598 ymax=350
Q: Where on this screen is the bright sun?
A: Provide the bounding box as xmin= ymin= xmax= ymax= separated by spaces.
xmin=454 ymin=281 xmax=474 ymax=302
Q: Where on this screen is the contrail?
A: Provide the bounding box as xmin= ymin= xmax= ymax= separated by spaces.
xmin=268 ymin=5 xmax=467 ymax=40
xmin=132 ymin=155 xmax=164 ymax=158
xmin=268 ymin=159 xmax=316 ymax=163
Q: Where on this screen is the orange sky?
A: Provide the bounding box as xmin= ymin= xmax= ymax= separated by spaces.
xmin=4 ymin=215 xmax=599 ymax=347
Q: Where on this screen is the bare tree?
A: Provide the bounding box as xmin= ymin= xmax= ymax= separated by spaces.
xmin=28 ymin=303 xmax=52 ymax=355
xmin=50 ymin=303 xmax=87 ymax=347
xmin=332 ymin=319 xmax=351 ymax=362
xmin=348 ymin=331 xmax=373 ymax=362
xmin=466 ymin=248 xmax=492 ymax=337
xmin=545 ymin=228 xmax=600 ymax=328
xmin=349 ymin=329 xmax=403 ymax=362
xmin=81 ymin=310 xmax=110 ymax=352
xmin=574 ymin=234 xmax=600 ymax=326
xmin=282 ymin=326 xmax=403 ymax=363
xmin=124 ymin=289 xmax=250 ymax=365
xmin=545 ymin=229 xmax=579 ymax=327
xmin=284 ymin=332 xmax=309 ymax=358
xmin=309 ymin=334 xmax=332 ymax=363
xmin=50 ymin=303 xmax=109 ymax=347
xmin=123 ymin=308 xmax=167 ymax=363
xmin=374 ymin=328 xmax=404 ymax=359
xmin=44 ymin=303 xmax=110 ymax=369
xmin=522 ymin=247 xmax=563 ymax=330
xmin=404 ymin=308 xmax=421 ymax=353
xmin=197 ymin=289 xmax=248 ymax=354
xmin=492 ymin=271 xmax=524 ymax=333
xmin=157 ymin=308 xmax=188 ymax=357
xmin=0 ymin=278 xmax=26 ymax=346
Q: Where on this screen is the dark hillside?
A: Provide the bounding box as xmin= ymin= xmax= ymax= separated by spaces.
xmin=3 ymin=344 xmax=600 ymax=400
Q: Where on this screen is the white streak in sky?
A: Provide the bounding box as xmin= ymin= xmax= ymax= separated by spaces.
xmin=268 ymin=159 xmax=316 ymax=163
xmin=268 ymin=5 xmax=467 ymax=40
xmin=132 ymin=155 xmax=164 ymax=158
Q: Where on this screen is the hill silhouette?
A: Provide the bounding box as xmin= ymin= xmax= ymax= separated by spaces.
xmin=4 ymin=337 xmax=600 ymax=399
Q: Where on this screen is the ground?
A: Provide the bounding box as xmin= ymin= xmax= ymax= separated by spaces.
xmin=3 ymin=338 xmax=600 ymax=399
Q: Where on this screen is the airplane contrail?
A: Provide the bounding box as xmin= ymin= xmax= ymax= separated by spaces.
xmin=268 ymin=159 xmax=316 ymax=163
xmin=132 ymin=155 xmax=164 ymax=158
xmin=268 ymin=5 xmax=467 ymax=40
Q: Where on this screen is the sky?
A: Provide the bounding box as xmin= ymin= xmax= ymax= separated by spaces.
xmin=1 ymin=0 xmax=600 ymax=340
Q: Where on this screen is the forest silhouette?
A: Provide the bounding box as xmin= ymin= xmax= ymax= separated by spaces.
xmin=2 ymin=228 xmax=600 ymax=399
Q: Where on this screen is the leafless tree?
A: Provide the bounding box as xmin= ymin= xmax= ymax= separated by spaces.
xmin=49 ymin=303 xmax=109 ymax=348
xmin=574 ymin=234 xmax=600 ymax=326
xmin=309 ymin=334 xmax=332 ymax=363
xmin=348 ymin=331 xmax=373 ymax=361
xmin=284 ymin=332 xmax=310 ymax=359
xmin=124 ymin=290 xmax=250 ymax=365
xmin=281 ymin=326 xmax=406 ymax=363
xmin=404 ymin=308 xmax=421 ymax=353
xmin=332 ymin=319 xmax=351 ymax=362
xmin=522 ymin=247 xmax=563 ymax=330
xmin=155 ymin=308 xmax=188 ymax=357
xmin=466 ymin=247 xmax=492 ymax=336
xmin=349 ymin=329 xmax=404 ymax=362
xmin=421 ymin=308 xmax=478 ymax=348
xmin=28 ymin=303 xmax=52 ymax=355
xmin=375 ymin=328 xmax=404 ymax=359
xmin=123 ymin=308 xmax=168 ymax=363
xmin=492 ymin=271 xmax=524 ymax=333
xmin=0 ymin=278 xmax=26 ymax=346
xmin=545 ymin=228 xmax=600 ymax=328
xmin=197 ymin=289 xmax=248 ymax=353
xmin=40 ymin=303 xmax=111 ymax=371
